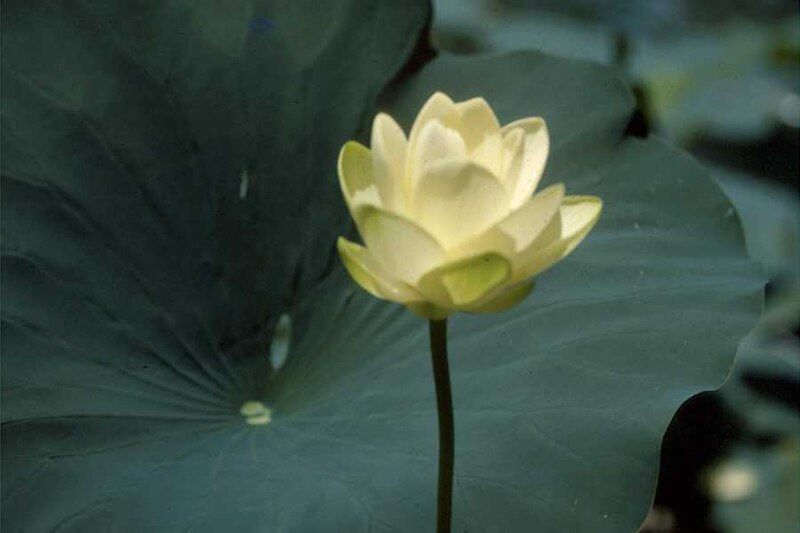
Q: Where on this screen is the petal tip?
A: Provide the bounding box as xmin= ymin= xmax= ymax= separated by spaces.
xmin=430 ymin=90 xmax=453 ymax=101
xmin=338 ymin=140 xmax=369 ymax=167
xmin=372 ymin=112 xmax=398 ymax=132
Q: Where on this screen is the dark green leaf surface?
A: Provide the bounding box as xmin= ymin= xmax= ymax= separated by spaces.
xmin=2 ymin=3 xmax=761 ymax=531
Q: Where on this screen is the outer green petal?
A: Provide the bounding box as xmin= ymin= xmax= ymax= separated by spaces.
xmin=418 ymin=252 xmax=512 ymax=308
xmin=514 ymin=195 xmax=602 ymax=281
xmin=468 ymin=280 xmax=535 ymax=313
xmin=337 ymin=237 xmax=419 ymax=303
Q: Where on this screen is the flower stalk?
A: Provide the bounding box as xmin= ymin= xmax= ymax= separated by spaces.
xmin=429 ymin=319 xmax=453 ymax=532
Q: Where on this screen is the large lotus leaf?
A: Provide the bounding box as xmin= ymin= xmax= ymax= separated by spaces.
xmin=1 ymin=3 xmax=762 ymax=533
xmin=1 ymin=0 xmax=429 ymax=529
xmin=1 ymin=0 xmax=430 ymax=418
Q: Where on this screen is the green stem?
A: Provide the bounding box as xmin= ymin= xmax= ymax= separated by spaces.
xmin=429 ymin=319 xmax=453 ymax=533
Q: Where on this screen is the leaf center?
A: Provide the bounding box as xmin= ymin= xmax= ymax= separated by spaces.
xmin=240 ymin=401 xmax=272 ymax=426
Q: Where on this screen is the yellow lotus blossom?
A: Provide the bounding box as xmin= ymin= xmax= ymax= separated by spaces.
xmin=337 ymin=92 xmax=602 ymax=319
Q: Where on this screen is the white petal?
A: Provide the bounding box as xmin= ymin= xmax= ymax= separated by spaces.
xmin=500 ymin=116 xmax=547 ymax=137
xmin=413 ymin=159 xmax=509 ymax=249
xmin=355 ymin=205 xmax=446 ymax=284
xmin=500 ymin=128 xmax=524 ymax=181
xmin=496 ymin=183 xmax=564 ymax=252
xmin=447 ymin=183 xmax=563 ymax=260
xmin=350 ymin=187 xmax=380 ymax=209
xmin=513 ymin=195 xmax=602 ymax=281
xmin=409 ymin=120 xmax=468 ymax=191
xmin=408 ymin=92 xmax=460 ymax=150
xmin=337 ymin=237 xmax=420 ymax=303
xmin=559 ymin=195 xmax=602 ymax=239
xmin=501 ymin=117 xmax=549 ymax=209
xmin=454 ymin=97 xmax=500 ymax=151
xmin=370 ymin=113 xmax=409 ymax=213
xmin=471 ymin=133 xmax=503 ymax=177
xmin=337 ymin=141 xmax=381 ymax=228
xmin=447 ymin=228 xmax=515 ymax=261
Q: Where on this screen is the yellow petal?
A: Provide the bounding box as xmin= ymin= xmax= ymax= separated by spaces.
xmin=501 ymin=117 xmax=549 ymax=209
xmin=418 ymin=253 xmax=511 ymax=308
xmin=337 ymin=237 xmax=420 ymax=303
xmin=468 ymin=280 xmax=534 ymax=313
xmin=354 ymin=205 xmax=446 ymax=284
xmin=454 ymin=97 xmax=500 ymax=151
xmin=413 ymin=159 xmax=509 ymax=249
xmin=338 ymin=141 xmax=381 ymax=217
xmin=496 ymin=183 xmax=565 ymax=252
xmin=513 ymin=195 xmax=602 ymax=280
xmin=370 ymin=113 xmax=409 ymax=212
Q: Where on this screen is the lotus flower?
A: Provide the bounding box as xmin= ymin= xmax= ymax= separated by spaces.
xmin=337 ymin=92 xmax=602 ymax=319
